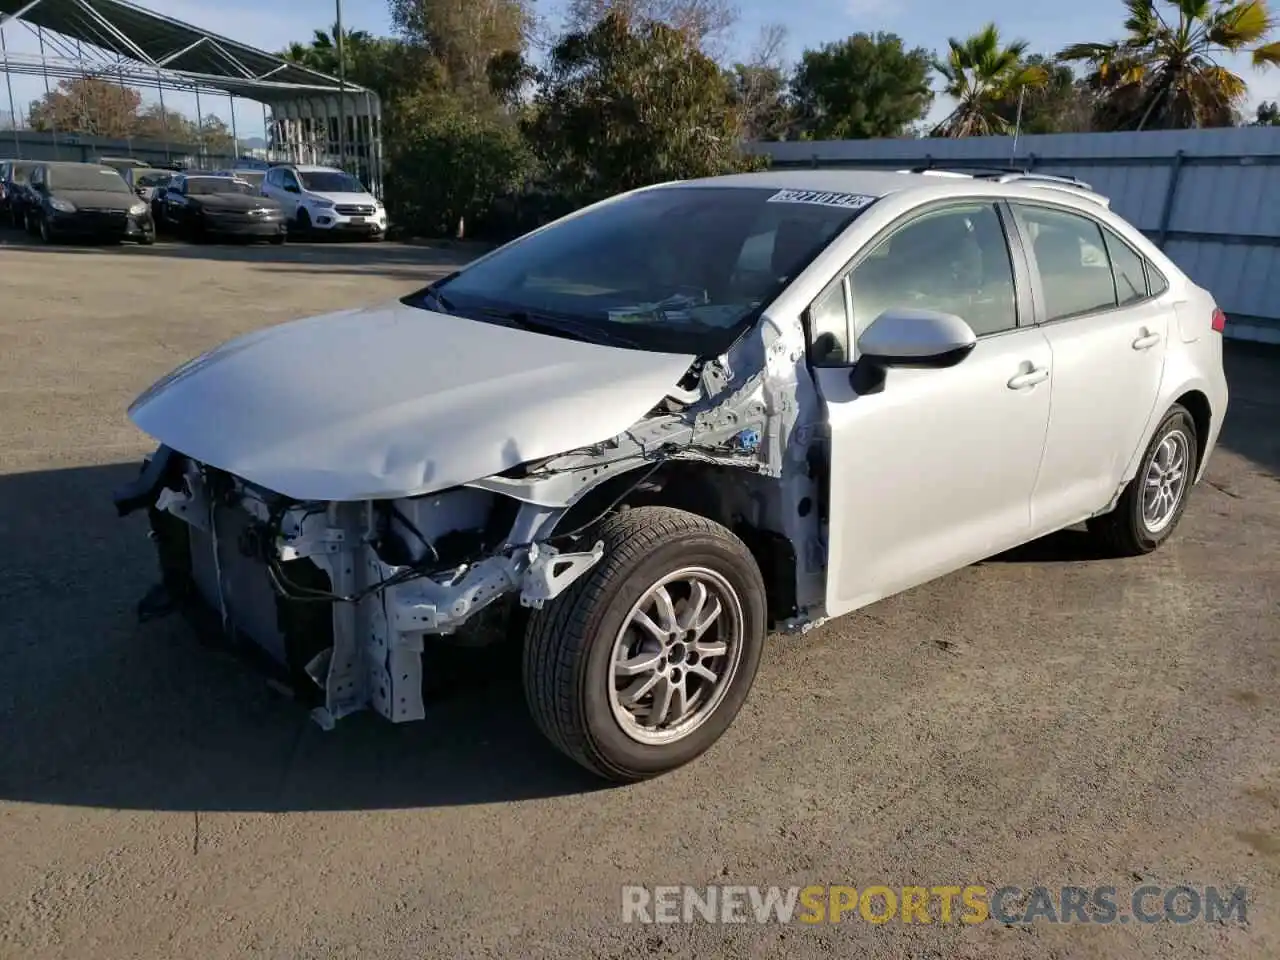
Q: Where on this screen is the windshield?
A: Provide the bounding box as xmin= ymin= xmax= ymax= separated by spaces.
xmin=299 ymin=170 xmax=365 ymax=193
xmin=7 ymin=161 xmax=35 ymax=183
xmin=188 ymin=177 xmax=255 ymax=196
xmin=420 ymin=185 xmax=876 ymax=355
xmin=47 ymin=165 xmax=130 ymax=192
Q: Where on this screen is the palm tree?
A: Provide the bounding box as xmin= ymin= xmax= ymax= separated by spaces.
xmin=282 ymin=25 xmax=374 ymax=77
xmin=1059 ymin=0 xmax=1280 ymax=130
xmin=931 ymin=24 xmax=1049 ymax=137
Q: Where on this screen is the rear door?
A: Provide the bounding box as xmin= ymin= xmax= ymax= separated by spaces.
xmin=1008 ymin=202 xmax=1170 ymax=534
xmin=816 ymin=200 xmax=1054 ymax=617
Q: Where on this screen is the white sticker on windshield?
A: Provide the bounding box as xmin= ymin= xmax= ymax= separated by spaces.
xmin=766 ymin=189 xmax=876 ymax=210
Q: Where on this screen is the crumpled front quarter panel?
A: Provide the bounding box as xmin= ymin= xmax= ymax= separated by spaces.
xmin=128 ymin=302 xmax=695 ymax=501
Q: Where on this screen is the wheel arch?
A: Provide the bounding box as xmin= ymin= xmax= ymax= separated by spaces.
xmin=1121 ymin=376 xmax=1216 ymax=486
xmin=548 ymin=461 xmax=800 ymax=629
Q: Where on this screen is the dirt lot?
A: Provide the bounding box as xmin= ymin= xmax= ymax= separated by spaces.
xmin=0 ymin=233 xmax=1276 ymax=960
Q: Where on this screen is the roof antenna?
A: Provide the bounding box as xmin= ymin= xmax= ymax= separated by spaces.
xmin=1010 ymin=87 xmax=1027 ymax=170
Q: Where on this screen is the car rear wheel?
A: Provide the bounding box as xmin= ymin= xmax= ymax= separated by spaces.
xmin=1087 ymin=404 xmax=1198 ymax=556
xmin=523 ymin=506 xmax=767 ymax=783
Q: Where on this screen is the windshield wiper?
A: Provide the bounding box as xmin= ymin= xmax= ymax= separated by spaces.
xmin=480 ymin=308 xmax=644 ymax=349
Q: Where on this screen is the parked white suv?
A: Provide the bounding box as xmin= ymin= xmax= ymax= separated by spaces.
xmin=114 ymin=168 xmax=1228 ymax=782
xmin=260 ymin=163 xmax=386 ymax=238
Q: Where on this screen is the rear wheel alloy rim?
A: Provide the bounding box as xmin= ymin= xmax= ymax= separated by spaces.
xmin=1142 ymin=428 xmax=1189 ymax=534
xmin=608 ymin=566 xmax=744 ymax=746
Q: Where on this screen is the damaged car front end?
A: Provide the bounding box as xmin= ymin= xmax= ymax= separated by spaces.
xmin=114 ymin=178 xmax=879 ymax=779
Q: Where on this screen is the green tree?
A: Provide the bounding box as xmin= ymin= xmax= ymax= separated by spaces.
xmin=726 ymin=63 xmax=792 ymax=140
xmin=1254 ymin=98 xmax=1280 ymax=122
xmin=1060 ymin=0 xmax=1280 ymax=130
xmin=932 ymin=24 xmax=1049 ymax=136
xmin=995 ymin=55 xmax=1096 ymax=133
xmin=522 ymin=12 xmax=759 ymax=204
xmin=389 ymin=0 xmax=534 ymax=94
xmin=562 ymin=0 xmax=738 ymax=52
xmin=791 ymin=33 xmax=934 ymax=140
xmin=726 ymin=22 xmax=794 ymax=141
xmin=385 ymin=102 xmax=533 ymax=238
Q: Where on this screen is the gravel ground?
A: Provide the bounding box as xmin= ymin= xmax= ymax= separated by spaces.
xmin=0 ymin=233 xmax=1276 ymax=960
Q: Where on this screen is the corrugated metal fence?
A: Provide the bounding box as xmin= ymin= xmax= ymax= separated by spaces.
xmin=749 ymin=128 xmax=1280 ymax=344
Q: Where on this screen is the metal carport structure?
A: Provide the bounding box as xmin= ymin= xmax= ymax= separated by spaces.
xmin=0 ymin=0 xmax=382 ymax=193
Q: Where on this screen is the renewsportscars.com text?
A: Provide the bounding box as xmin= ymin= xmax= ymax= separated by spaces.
xmin=621 ymin=884 xmax=1249 ymax=926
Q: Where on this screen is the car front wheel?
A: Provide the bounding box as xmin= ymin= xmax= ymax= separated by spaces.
xmin=523 ymin=506 xmax=766 ymax=782
xmin=1088 ymin=403 xmax=1199 ymax=556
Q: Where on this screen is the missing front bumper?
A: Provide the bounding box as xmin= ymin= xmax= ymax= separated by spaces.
xmin=118 ymin=452 xmax=604 ymax=728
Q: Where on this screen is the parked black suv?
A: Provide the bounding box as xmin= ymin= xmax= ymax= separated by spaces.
xmin=25 ymin=161 xmax=156 ymax=245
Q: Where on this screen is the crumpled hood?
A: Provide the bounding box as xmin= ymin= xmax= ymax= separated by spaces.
xmin=128 ymin=301 xmax=696 ymax=501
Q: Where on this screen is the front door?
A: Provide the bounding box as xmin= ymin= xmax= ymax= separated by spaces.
xmin=1008 ymin=203 xmax=1170 ymax=533
xmin=814 ymin=201 xmax=1055 ymax=617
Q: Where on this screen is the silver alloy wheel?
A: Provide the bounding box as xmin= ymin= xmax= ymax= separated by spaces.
xmin=608 ymin=566 xmax=744 ymax=746
xmin=1142 ymin=428 xmax=1190 ymax=534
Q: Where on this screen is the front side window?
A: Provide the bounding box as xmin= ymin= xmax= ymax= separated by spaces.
xmin=1015 ymin=204 xmax=1118 ymax=321
xmin=422 ymin=186 xmax=876 ymax=355
xmin=847 ymin=202 xmax=1018 ymax=338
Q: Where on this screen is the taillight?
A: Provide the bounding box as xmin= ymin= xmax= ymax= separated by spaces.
xmin=1211 ymin=308 xmax=1227 ymax=334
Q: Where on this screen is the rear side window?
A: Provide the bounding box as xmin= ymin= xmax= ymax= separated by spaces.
xmin=1101 ymin=227 xmax=1148 ymax=305
xmin=1146 ymin=263 xmax=1169 ymax=296
xmin=1015 ymin=204 xmax=1118 ymax=321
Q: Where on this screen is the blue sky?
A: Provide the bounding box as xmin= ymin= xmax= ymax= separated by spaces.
xmin=3 ymin=0 xmax=1279 ymax=137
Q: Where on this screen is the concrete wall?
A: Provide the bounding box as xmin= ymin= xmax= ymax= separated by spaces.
xmin=749 ymin=127 xmax=1280 ymax=344
xmin=0 ymin=128 xmax=239 ymax=169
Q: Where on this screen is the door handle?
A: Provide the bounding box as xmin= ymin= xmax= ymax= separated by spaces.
xmin=1132 ymin=332 xmax=1162 ymax=350
xmin=1007 ymin=366 xmax=1050 ymax=390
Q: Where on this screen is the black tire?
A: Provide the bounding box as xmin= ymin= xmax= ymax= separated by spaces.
xmin=269 ymin=232 xmax=286 ymax=245
xmin=523 ymin=506 xmax=767 ymax=783
xmin=37 ymin=214 xmax=53 ymax=244
xmin=294 ymin=207 xmax=311 ymax=236
xmin=1087 ymin=404 xmax=1199 ymax=557
xmin=138 ymin=229 xmax=156 ymax=246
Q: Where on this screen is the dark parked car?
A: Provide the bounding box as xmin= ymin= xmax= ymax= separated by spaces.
xmin=160 ymin=173 xmax=286 ymax=243
xmin=0 ymin=159 xmax=37 ymax=227
xmin=25 ymin=162 xmax=155 ymax=245
xmin=94 ymin=156 xmax=149 ymax=175
xmin=123 ymin=167 xmax=173 ymax=205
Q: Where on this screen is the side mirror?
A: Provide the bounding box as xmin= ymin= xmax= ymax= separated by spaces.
xmin=850 ymin=308 xmax=976 ymax=394
xmin=857 ymin=307 xmax=976 ymax=367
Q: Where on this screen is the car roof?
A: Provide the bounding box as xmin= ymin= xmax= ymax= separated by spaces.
xmin=45 ymin=160 xmax=114 ymax=168
xmin=293 ymin=164 xmax=344 ymax=173
xmin=671 ymin=167 xmax=1109 ymax=210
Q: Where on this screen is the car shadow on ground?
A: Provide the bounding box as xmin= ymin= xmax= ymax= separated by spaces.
xmin=0 ymin=461 xmax=604 ymax=813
